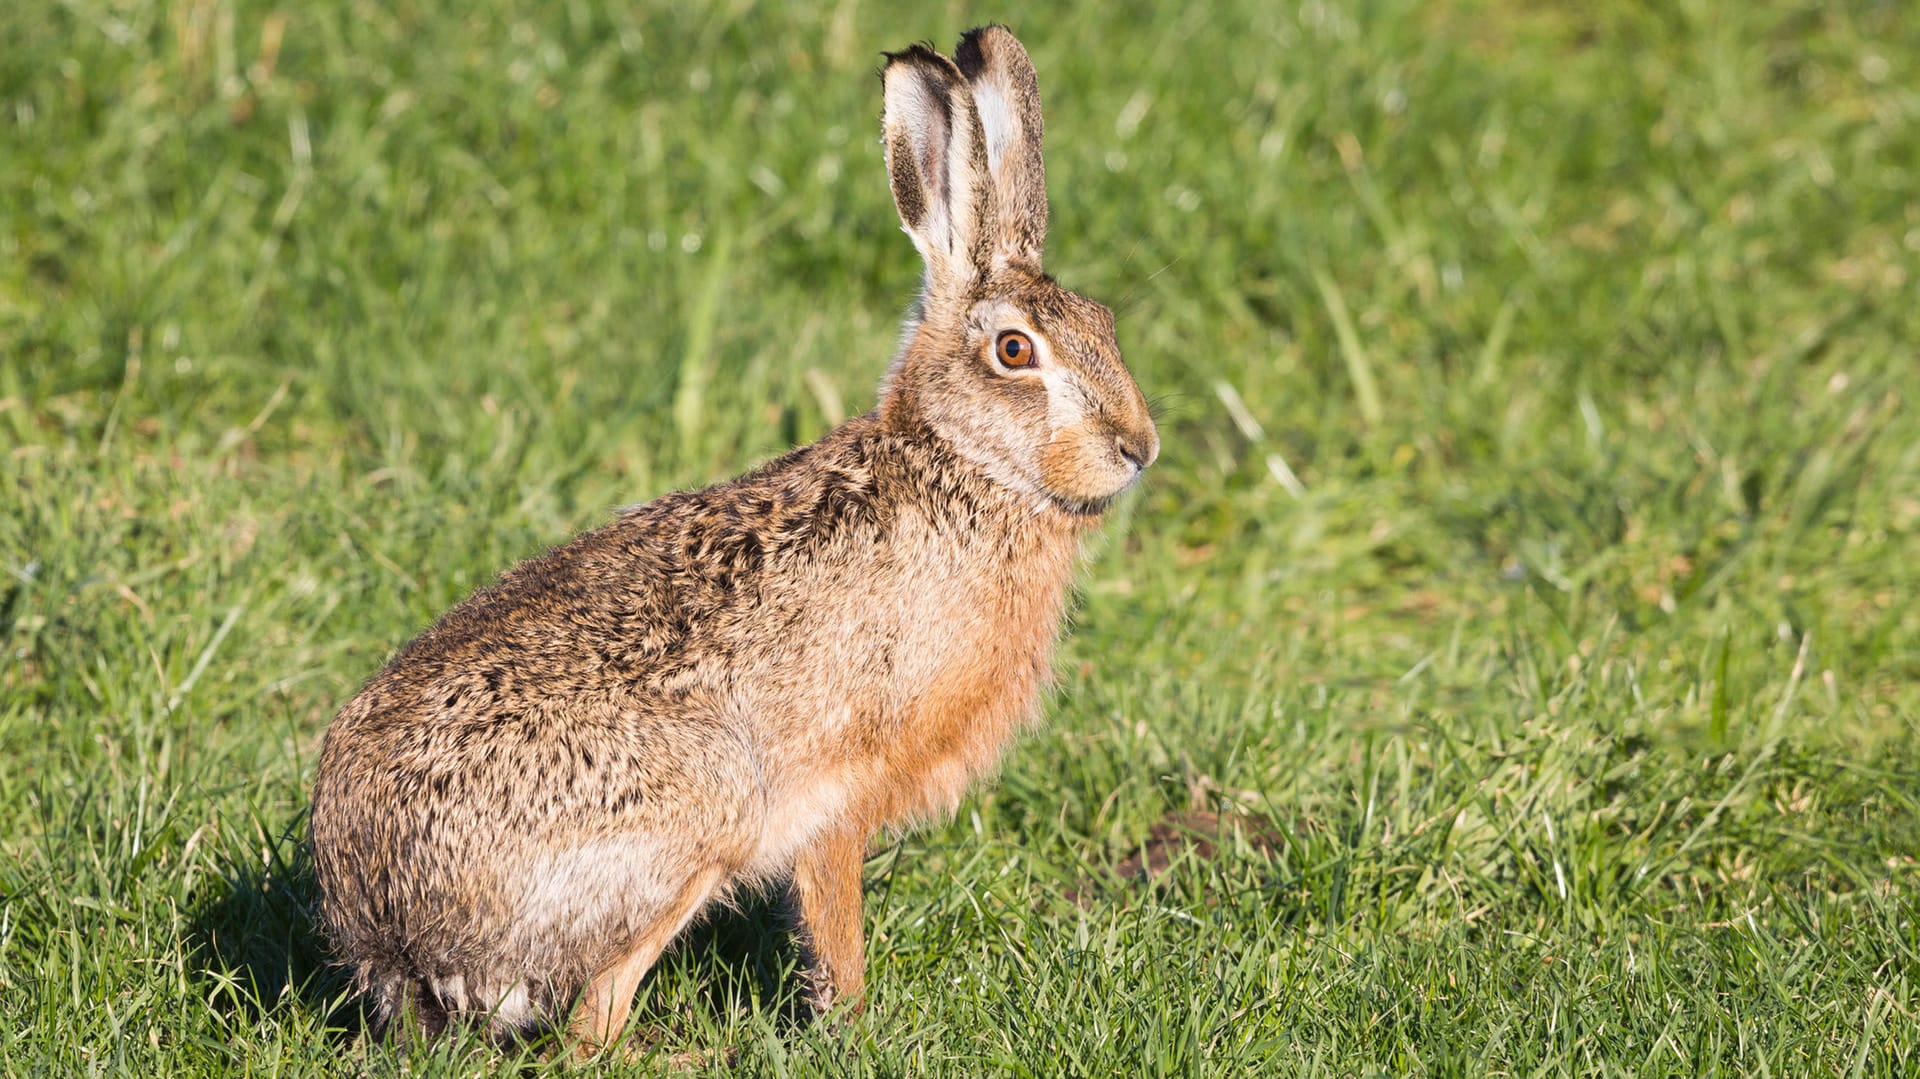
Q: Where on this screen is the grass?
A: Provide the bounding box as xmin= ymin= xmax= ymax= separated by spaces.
xmin=2 ymin=0 xmax=1917 ymax=1074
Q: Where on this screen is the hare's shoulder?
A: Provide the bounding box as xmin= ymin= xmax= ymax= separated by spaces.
xmin=344 ymin=416 xmax=966 ymax=718
xmin=599 ymin=411 xmax=998 ymax=570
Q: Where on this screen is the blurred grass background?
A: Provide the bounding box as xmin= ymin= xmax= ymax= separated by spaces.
xmin=2 ymin=0 xmax=1917 ymax=1074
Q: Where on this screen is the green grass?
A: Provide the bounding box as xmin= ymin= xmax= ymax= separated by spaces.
xmin=3 ymin=0 xmax=1917 ymax=1074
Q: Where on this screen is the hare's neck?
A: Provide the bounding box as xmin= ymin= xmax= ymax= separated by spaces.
xmin=878 ymin=391 xmax=1097 ymax=534
xmin=868 ymin=404 xmax=1094 ymax=554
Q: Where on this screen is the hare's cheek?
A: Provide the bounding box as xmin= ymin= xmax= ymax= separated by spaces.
xmin=1041 ymin=372 xmax=1087 ymax=432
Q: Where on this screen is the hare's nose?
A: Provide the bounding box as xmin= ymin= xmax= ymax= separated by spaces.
xmin=1115 ymin=429 xmax=1158 ymax=471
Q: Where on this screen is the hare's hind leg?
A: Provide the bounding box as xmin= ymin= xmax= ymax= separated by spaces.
xmin=569 ymin=864 xmax=727 ymax=1057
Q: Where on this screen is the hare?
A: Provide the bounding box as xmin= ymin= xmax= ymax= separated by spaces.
xmin=309 ymin=24 xmax=1157 ymax=1054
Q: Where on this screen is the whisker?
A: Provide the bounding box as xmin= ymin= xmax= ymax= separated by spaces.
xmin=1144 ymin=391 xmax=1193 ymax=422
xmin=1114 ymin=254 xmax=1183 ymax=317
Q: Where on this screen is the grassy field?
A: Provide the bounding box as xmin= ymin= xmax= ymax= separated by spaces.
xmin=3 ymin=0 xmax=1917 ymax=1074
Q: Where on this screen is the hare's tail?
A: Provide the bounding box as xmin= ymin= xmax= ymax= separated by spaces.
xmin=364 ymin=966 xmax=552 ymax=1045
xmin=364 ymin=971 xmax=449 ymax=1046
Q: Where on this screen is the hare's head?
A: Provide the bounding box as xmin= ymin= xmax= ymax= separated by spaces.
xmin=877 ymin=27 xmax=1157 ymax=514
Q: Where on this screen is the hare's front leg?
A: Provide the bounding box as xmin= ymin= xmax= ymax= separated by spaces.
xmin=791 ymin=824 xmax=868 ymax=1016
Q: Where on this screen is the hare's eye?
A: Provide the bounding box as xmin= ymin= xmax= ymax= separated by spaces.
xmin=995 ymin=331 xmax=1036 ymax=369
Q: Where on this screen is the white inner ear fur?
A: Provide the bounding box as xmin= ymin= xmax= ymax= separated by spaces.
xmin=887 ymin=67 xmax=967 ymax=266
xmin=887 ymin=85 xmax=952 ymax=260
xmin=971 ymin=80 xmax=1015 ymax=174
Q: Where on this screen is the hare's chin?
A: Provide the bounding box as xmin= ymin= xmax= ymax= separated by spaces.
xmin=1049 ymin=494 xmax=1118 ymax=518
xmin=1040 ymin=472 xmax=1144 ymax=517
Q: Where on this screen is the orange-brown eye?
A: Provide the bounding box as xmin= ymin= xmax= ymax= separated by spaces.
xmin=996 ymin=330 xmax=1036 ymax=368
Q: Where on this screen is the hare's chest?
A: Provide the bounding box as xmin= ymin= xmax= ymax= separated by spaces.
xmin=745 ymin=512 xmax=1079 ymax=837
xmin=862 ymin=575 xmax=1068 ymax=827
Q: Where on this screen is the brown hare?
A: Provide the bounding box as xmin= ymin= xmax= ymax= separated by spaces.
xmin=309 ymin=24 xmax=1157 ymax=1055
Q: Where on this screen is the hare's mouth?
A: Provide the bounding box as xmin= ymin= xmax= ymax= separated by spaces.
xmin=1038 ymin=431 xmax=1153 ymax=514
xmin=1041 ymin=465 xmax=1148 ymax=518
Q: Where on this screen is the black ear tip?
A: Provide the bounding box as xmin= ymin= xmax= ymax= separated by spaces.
xmin=883 ymin=42 xmax=943 ymax=64
xmin=959 ymin=22 xmax=1015 ymax=42
xmin=955 ymin=24 xmax=1035 ymax=81
xmin=879 ymin=43 xmax=934 ymax=75
xmin=954 ymin=36 xmax=982 ymax=71
xmin=954 ymin=25 xmax=1006 ymax=65
xmin=882 ymin=43 xmax=964 ymax=87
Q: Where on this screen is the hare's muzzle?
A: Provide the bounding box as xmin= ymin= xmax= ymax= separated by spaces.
xmin=1115 ymin=425 xmax=1159 ymax=473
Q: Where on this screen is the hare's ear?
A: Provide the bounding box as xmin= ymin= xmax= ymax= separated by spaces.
xmin=882 ymin=46 xmax=994 ymax=296
xmin=954 ymin=26 xmax=1047 ymax=268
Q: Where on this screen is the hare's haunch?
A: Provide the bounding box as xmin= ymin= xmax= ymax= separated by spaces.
xmin=310 ymin=25 xmax=1158 ymax=1053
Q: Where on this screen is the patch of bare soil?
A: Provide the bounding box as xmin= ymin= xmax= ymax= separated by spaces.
xmin=1069 ymin=810 xmax=1286 ymax=907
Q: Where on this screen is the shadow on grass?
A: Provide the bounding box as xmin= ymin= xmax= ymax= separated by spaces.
xmin=185 ymin=809 xmax=809 ymax=1052
xmin=185 ymin=809 xmax=360 ymax=1043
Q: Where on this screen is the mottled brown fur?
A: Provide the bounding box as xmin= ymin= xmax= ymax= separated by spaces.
xmin=309 ymin=25 xmax=1156 ymax=1053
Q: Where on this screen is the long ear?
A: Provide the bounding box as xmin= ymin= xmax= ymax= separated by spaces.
xmin=881 ymin=46 xmax=994 ymax=297
xmin=953 ymin=25 xmax=1047 ymax=268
